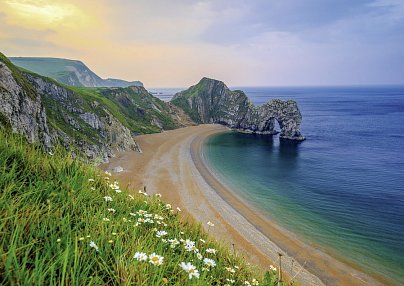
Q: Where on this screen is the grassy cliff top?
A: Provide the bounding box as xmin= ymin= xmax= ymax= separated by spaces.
xmin=0 ymin=130 xmax=281 ymax=285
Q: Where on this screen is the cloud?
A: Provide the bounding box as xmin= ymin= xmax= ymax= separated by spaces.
xmin=0 ymin=0 xmax=403 ymax=86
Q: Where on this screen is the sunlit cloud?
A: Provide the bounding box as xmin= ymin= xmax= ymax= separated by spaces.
xmin=3 ymin=0 xmax=91 ymax=29
xmin=0 ymin=0 xmax=403 ymax=87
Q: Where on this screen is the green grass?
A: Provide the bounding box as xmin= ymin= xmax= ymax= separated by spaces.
xmin=0 ymin=53 xmax=37 ymax=99
xmin=0 ymin=130 xmax=282 ymax=285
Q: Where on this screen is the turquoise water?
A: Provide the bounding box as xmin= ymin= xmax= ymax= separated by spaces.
xmin=203 ymin=86 xmax=404 ymax=285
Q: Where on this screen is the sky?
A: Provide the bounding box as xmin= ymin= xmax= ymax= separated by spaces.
xmin=1 ymin=0 xmax=404 ymax=87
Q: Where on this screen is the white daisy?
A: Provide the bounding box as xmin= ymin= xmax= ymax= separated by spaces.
xmin=203 ymin=258 xmax=216 ymax=268
xmin=149 ymin=253 xmax=164 ymax=266
xmin=89 ymin=241 xmax=99 ymax=252
xmin=156 ymin=230 xmax=168 ymax=238
xmin=179 ymin=262 xmax=200 ymax=279
xmin=133 ymin=252 xmax=148 ymax=261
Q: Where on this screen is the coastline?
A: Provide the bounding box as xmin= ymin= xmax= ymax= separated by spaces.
xmin=105 ymin=124 xmax=384 ymax=286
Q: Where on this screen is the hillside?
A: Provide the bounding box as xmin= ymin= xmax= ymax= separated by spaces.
xmin=0 ymin=52 xmax=190 ymax=161
xmin=9 ymin=57 xmax=143 ymax=88
xmin=0 ymin=129 xmax=281 ymax=285
xmin=171 ymin=78 xmax=305 ymax=141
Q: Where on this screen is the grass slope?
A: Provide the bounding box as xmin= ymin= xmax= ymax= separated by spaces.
xmin=9 ymin=57 xmax=142 ymax=88
xmin=0 ymin=130 xmax=280 ymax=285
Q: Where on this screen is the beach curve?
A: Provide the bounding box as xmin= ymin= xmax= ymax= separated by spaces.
xmin=106 ymin=124 xmax=384 ymax=286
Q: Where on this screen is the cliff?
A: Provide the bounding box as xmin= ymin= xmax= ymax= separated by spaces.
xmin=0 ymin=52 xmax=189 ymax=161
xmin=171 ymin=77 xmax=305 ymax=141
xmin=9 ymin=57 xmax=143 ymax=88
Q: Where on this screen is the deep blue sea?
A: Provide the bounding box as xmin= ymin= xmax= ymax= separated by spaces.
xmin=152 ymin=86 xmax=404 ymax=284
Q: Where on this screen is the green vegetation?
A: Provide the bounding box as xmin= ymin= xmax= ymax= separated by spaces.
xmin=171 ymin=96 xmax=201 ymax=123
xmin=9 ymin=57 xmax=96 ymax=87
xmin=0 ymin=130 xmax=281 ymax=285
xmin=68 ymin=85 xmax=180 ymax=134
xmin=0 ymin=53 xmax=37 ymax=99
xmin=9 ymin=57 xmax=143 ymax=88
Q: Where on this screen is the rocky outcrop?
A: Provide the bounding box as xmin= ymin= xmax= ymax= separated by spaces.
xmin=171 ymin=78 xmax=305 ymax=141
xmin=25 ymin=74 xmax=140 ymax=161
xmin=0 ymin=53 xmax=140 ymax=162
xmin=0 ymin=61 xmax=52 ymax=149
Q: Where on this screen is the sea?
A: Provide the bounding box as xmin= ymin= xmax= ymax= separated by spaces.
xmin=150 ymin=86 xmax=404 ymax=285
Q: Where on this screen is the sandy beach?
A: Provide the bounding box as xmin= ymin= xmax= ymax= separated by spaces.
xmin=106 ymin=124 xmax=384 ymax=286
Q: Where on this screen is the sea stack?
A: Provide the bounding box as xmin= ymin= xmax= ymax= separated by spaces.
xmin=171 ymin=77 xmax=305 ymax=141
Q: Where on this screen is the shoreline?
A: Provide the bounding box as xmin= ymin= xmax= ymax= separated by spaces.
xmin=105 ymin=124 xmax=385 ymax=286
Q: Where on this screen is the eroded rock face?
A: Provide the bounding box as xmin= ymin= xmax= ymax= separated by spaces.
xmin=172 ymin=78 xmax=305 ymax=141
xmin=0 ymin=62 xmax=52 ymax=148
xmin=0 ymin=55 xmax=140 ymax=162
xmin=26 ymin=74 xmax=140 ymax=160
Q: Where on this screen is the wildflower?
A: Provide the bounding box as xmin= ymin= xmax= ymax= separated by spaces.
xmin=138 ymin=190 xmax=148 ymax=196
xmin=168 ymin=238 xmax=180 ymax=248
xmin=161 ymin=238 xmax=167 ymax=243
xmin=56 ymin=238 xmax=61 ymax=243
xmin=137 ymin=210 xmax=147 ymax=216
xmin=205 ymin=248 xmax=217 ymax=254
xmin=88 ymin=179 xmax=95 ymax=182
xmin=134 ymin=252 xmax=148 ymax=261
xmin=154 ymin=214 xmax=164 ymax=220
xmin=103 ymin=196 xmax=113 ymax=202
xmin=107 ymin=208 xmax=116 ymax=213
xmin=165 ymin=204 xmax=172 ymax=209
xmin=89 ymin=241 xmax=99 ymax=252
xmin=184 ymin=239 xmax=195 ymax=247
xmin=203 ymin=258 xmax=216 ymax=268
xmin=155 ymin=193 xmax=162 ymax=198
xmin=179 ymin=262 xmax=200 ymax=279
xmin=103 ymin=217 xmax=110 ymax=222
xmin=115 ymin=189 xmax=122 ymax=193
xmin=225 ymin=267 xmax=236 ymax=273
xmin=245 ymin=281 xmax=251 ymax=286
xmin=269 ymin=265 xmax=277 ymax=272
xmin=144 ymin=218 xmax=154 ymax=224
xmin=184 ymin=239 xmax=196 ymax=252
xmin=226 ymin=278 xmax=235 ymax=284
xmin=149 ymin=253 xmax=164 ymax=266
xmin=207 ymin=221 xmax=214 ymax=227
xmin=197 ymin=253 xmax=203 ymax=260
xmin=156 ymin=230 xmax=168 ymax=238
xmin=252 ymin=278 xmax=259 ymax=285
xmin=138 ymin=218 xmax=145 ymax=223
xmin=105 ymin=171 xmax=112 ymax=176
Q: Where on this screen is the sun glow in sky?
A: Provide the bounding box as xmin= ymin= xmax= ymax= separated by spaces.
xmin=1 ymin=0 xmax=403 ymax=87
